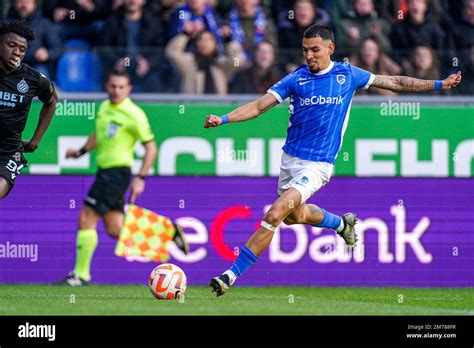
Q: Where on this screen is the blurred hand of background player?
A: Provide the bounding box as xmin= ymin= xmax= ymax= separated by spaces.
xmin=442 ymin=71 xmax=462 ymax=89
xmin=130 ymin=177 xmax=145 ymax=204
xmin=65 ymin=148 xmax=81 ymax=159
xmin=136 ymin=55 xmax=150 ymax=78
xmin=22 ymin=140 xmax=38 ymax=153
xmin=34 ymin=48 xmax=49 ymax=62
xmin=76 ymin=0 xmax=96 ymax=12
xmin=204 ymin=115 xmax=223 ymax=128
xmin=53 ymin=7 xmax=69 ymax=23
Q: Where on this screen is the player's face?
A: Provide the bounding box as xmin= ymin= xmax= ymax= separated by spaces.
xmin=106 ymin=75 xmax=132 ymax=104
xmin=302 ymin=37 xmax=334 ymax=74
xmin=0 ymin=33 xmax=27 ymax=71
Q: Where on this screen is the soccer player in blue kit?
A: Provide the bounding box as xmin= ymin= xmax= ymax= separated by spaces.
xmin=204 ymin=25 xmax=462 ymax=296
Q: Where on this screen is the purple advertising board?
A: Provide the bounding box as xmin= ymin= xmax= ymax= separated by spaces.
xmin=0 ymin=176 xmax=472 ymax=287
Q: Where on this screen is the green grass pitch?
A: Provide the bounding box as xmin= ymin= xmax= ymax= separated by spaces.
xmin=0 ymin=285 xmax=472 ymax=315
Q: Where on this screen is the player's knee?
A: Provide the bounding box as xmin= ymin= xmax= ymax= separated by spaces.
xmin=0 ymin=180 xmax=9 ymax=200
xmin=105 ymin=225 xmax=121 ymax=238
xmin=78 ymin=207 xmax=98 ymax=229
xmin=263 ymin=209 xmax=284 ymax=228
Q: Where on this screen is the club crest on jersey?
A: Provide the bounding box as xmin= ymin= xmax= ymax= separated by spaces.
xmin=108 ymin=123 xmax=120 ymax=138
xmin=336 ymin=74 xmax=345 ymax=85
xmin=17 ymin=79 xmax=29 ymax=93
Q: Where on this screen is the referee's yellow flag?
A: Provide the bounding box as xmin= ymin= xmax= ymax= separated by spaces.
xmin=115 ymin=204 xmax=175 ymax=262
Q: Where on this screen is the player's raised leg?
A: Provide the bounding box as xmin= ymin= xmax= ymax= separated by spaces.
xmin=210 ymin=188 xmax=302 ymax=296
xmin=0 ymin=177 xmax=10 ymax=200
xmin=284 ymin=203 xmax=358 ymax=247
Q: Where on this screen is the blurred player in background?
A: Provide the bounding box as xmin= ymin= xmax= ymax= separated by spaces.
xmin=0 ymin=20 xmax=58 ymax=200
xmin=60 ymin=70 xmax=188 ymax=286
xmin=205 ymin=24 xmax=462 ymax=296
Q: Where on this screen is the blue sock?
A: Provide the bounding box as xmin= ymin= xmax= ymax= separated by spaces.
xmin=314 ymin=209 xmax=343 ymax=230
xmin=229 ymin=246 xmax=258 ymax=277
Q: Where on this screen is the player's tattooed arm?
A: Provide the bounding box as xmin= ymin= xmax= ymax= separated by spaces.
xmin=204 ymin=93 xmax=279 ymax=127
xmin=372 ymin=72 xmax=462 ymax=92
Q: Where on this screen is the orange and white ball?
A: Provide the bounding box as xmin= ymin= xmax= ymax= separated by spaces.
xmin=148 ymin=263 xmax=187 ymax=300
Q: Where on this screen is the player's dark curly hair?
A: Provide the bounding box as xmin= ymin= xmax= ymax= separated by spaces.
xmin=0 ymin=20 xmax=35 ymax=42
xmin=304 ymin=25 xmax=334 ymax=43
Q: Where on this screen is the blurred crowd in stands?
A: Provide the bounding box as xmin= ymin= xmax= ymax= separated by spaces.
xmin=1 ymin=0 xmax=473 ymax=94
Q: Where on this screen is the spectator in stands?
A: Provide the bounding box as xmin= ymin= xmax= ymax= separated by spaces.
xmin=7 ymin=0 xmax=62 ymax=79
xmin=210 ymin=0 xmax=233 ymax=18
xmin=391 ymin=0 xmax=444 ymax=65
xmin=168 ymin=0 xmax=223 ymax=49
xmin=230 ymin=40 xmax=283 ymax=94
xmin=337 ymin=0 xmax=391 ymax=57
xmin=100 ymin=0 xmax=163 ymax=92
xmin=329 ymin=0 xmax=353 ymax=24
xmin=147 ymin=0 xmax=185 ymax=44
xmin=375 ymin=0 xmax=444 ymax=24
xmin=403 ymin=45 xmax=441 ymax=82
xmin=165 ymin=30 xmax=246 ymax=94
xmin=221 ymin=0 xmax=278 ymax=58
xmin=452 ymin=1 xmax=474 ymax=61
xmin=278 ymin=0 xmax=331 ymax=73
xmin=449 ymin=0 xmax=474 ymax=94
xmin=42 ymin=0 xmax=110 ymax=44
xmin=350 ymin=36 xmax=401 ymax=95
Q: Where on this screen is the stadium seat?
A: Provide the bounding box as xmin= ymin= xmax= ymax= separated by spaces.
xmin=56 ymin=39 xmax=102 ymax=92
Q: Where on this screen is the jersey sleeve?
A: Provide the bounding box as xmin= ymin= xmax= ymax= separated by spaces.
xmin=267 ymin=72 xmax=296 ymax=103
xmin=133 ymin=109 xmax=155 ymax=143
xmin=351 ymin=65 xmax=375 ymax=90
xmin=36 ymin=72 xmax=55 ymax=103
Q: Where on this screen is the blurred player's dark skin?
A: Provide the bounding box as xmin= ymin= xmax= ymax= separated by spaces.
xmin=0 ymin=21 xmax=58 ymax=200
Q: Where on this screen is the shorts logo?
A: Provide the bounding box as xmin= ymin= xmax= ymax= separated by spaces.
xmin=85 ymin=196 xmax=97 ymax=205
xmin=5 ymin=159 xmax=24 ymax=179
xmin=17 ymin=79 xmax=29 ymax=93
xmin=296 ymin=176 xmax=309 ymax=186
xmin=336 ymin=74 xmax=345 ymax=85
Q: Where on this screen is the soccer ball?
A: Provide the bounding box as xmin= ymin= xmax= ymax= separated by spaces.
xmin=148 ymin=263 xmax=187 ymax=300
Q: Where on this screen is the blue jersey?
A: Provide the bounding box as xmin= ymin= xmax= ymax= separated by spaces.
xmin=267 ymin=61 xmax=374 ymax=163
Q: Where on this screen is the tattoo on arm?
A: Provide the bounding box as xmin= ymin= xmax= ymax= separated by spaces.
xmin=372 ymin=75 xmax=435 ymax=92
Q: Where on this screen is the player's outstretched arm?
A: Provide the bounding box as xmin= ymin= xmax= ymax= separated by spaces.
xmin=66 ymin=132 xmax=96 ymax=159
xmin=23 ymin=89 xmax=59 ymax=152
xmin=204 ymin=92 xmax=279 ymax=128
xmin=371 ymin=71 xmax=462 ymax=93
